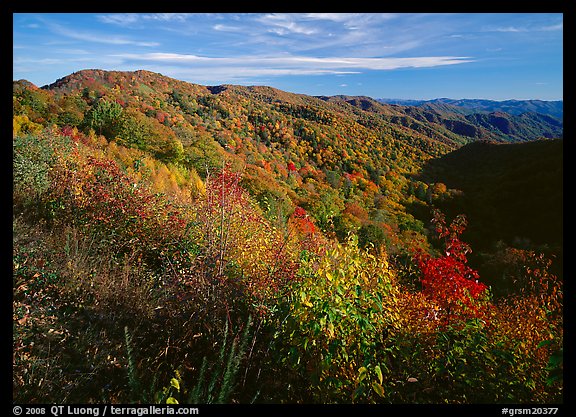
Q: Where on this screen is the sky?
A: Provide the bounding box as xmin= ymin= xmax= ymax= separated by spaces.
xmin=13 ymin=13 xmax=563 ymax=101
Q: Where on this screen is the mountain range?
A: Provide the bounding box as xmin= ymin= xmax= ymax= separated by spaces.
xmin=13 ymin=69 xmax=562 ymax=259
xmin=377 ymin=97 xmax=563 ymax=119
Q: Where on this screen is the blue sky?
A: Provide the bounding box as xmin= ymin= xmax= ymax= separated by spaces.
xmin=13 ymin=13 xmax=563 ymax=100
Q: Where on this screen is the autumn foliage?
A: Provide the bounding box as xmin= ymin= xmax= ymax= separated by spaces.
xmin=414 ymin=210 xmax=489 ymax=326
xmin=13 ymin=69 xmax=562 ymax=404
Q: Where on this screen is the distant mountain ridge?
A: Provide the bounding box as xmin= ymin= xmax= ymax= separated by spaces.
xmin=323 ymin=94 xmax=562 ymax=143
xmin=377 ymin=97 xmax=563 ymax=120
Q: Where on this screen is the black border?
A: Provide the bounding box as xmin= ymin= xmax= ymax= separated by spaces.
xmin=6 ymin=0 xmax=570 ymax=413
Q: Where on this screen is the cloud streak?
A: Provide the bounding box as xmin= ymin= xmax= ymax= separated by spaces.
xmin=111 ymin=52 xmax=474 ymax=83
xmin=97 ymin=13 xmax=192 ymax=26
xmin=484 ymin=21 xmax=563 ymax=33
xmin=48 ymin=20 xmax=159 ymax=47
xmin=256 ymin=14 xmax=318 ymax=36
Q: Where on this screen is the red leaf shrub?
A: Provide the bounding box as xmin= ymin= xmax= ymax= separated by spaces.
xmin=414 ymin=210 xmax=489 ymax=326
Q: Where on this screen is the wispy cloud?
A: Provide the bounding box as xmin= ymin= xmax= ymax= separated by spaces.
xmin=213 ymin=23 xmax=242 ymax=32
xmin=91 ymin=13 xmax=463 ymax=59
xmin=111 ymin=51 xmax=474 ymax=83
xmin=301 ymin=13 xmax=358 ymax=23
xmin=114 ymin=52 xmax=474 ymax=68
xmin=491 ymin=26 xmax=525 ymax=33
xmin=46 ymin=20 xmax=159 ymax=47
xmin=13 ymin=53 xmax=122 ymax=68
xmin=540 ymin=22 xmax=563 ymax=31
xmin=96 ymin=14 xmax=140 ymax=26
xmin=97 ymin=13 xmax=192 ymax=26
xmin=485 ymin=21 xmax=563 ymax=33
xmin=214 ymin=13 xmax=433 ymax=58
xmin=256 ymin=14 xmax=318 ymax=36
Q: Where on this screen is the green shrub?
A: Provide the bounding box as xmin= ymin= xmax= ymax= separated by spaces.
xmin=13 ymin=132 xmax=73 ymax=216
xmin=274 ymin=235 xmax=402 ymax=403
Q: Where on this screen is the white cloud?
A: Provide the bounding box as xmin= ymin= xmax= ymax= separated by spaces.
xmin=97 ymin=13 xmax=192 ymax=26
xmin=97 ymin=14 xmax=140 ymax=26
xmin=213 ymin=24 xmax=242 ymax=32
xmin=256 ymin=14 xmax=318 ymax=36
xmin=302 ymin=13 xmax=398 ymax=26
xmin=146 ymin=13 xmax=191 ymax=22
xmin=540 ymin=22 xmax=563 ymax=31
xmin=110 ymin=52 xmax=474 ymax=83
xmin=49 ymin=22 xmax=159 ymax=47
xmin=485 ymin=20 xmax=563 ymax=33
xmin=491 ymin=26 xmax=524 ymax=33
xmin=114 ymin=52 xmax=473 ymax=69
xmin=302 ymin=13 xmax=354 ymax=22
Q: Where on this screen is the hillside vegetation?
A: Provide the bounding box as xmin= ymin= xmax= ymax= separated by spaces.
xmin=13 ymin=69 xmax=562 ymax=404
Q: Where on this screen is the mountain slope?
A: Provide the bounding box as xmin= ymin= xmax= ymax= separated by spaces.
xmin=13 ymin=69 xmax=563 ymax=256
xmin=419 ymin=139 xmax=563 ymax=251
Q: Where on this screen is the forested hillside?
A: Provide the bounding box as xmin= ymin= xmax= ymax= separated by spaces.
xmin=13 ymin=69 xmax=563 ymax=404
xmin=418 ymin=139 xmax=562 ymax=296
xmin=421 ymin=139 xmax=562 ymax=249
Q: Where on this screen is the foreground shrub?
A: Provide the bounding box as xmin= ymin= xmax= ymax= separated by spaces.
xmin=485 ymin=253 xmax=563 ymax=403
xmin=274 ymin=236 xmax=403 ymax=402
xmin=414 ymin=210 xmax=490 ymax=327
